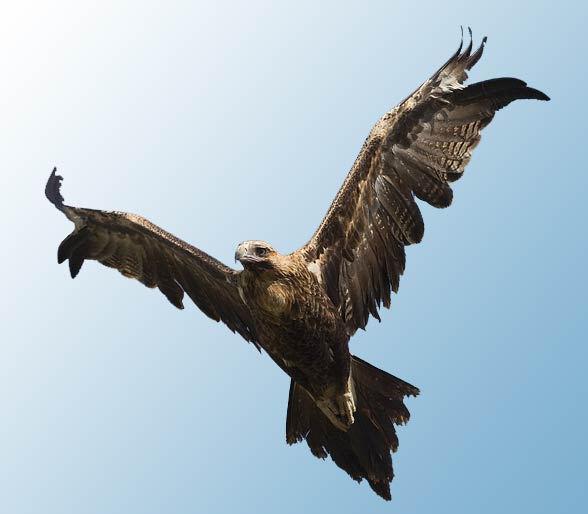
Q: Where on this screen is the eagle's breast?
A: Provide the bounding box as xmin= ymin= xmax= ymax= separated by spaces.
xmin=239 ymin=256 xmax=320 ymax=322
xmin=256 ymin=281 xmax=293 ymax=316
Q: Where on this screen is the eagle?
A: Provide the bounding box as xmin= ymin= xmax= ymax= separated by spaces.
xmin=45 ymin=32 xmax=548 ymax=500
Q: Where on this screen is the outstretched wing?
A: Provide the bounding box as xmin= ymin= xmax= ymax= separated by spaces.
xmin=298 ymin=32 xmax=549 ymax=335
xmin=45 ymin=169 xmax=259 ymax=348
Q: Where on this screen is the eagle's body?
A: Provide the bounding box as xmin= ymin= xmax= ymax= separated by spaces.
xmin=237 ymin=247 xmax=353 ymax=427
xmin=46 ymin=32 xmax=548 ymax=500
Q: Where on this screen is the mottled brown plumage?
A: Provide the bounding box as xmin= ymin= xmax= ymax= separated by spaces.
xmin=236 ymin=243 xmax=354 ymax=423
xmin=46 ymin=32 xmax=549 ymax=500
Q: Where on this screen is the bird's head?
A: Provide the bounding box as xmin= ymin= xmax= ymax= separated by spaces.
xmin=235 ymin=241 xmax=278 ymax=270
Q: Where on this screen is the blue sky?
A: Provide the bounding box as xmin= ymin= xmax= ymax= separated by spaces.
xmin=2 ymin=1 xmax=586 ymax=513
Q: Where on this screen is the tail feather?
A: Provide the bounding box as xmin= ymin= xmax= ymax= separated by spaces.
xmin=286 ymin=356 xmax=419 ymax=501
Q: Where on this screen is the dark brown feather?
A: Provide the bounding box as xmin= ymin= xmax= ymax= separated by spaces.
xmin=298 ymin=34 xmax=549 ymax=334
xmin=45 ymin=169 xmax=259 ymax=348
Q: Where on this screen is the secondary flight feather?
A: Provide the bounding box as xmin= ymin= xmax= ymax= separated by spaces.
xmin=46 ymin=32 xmax=549 ymax=500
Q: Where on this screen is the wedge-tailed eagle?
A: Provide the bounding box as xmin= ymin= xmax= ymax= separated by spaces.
xmin=46 ymin=33 xmax=548 ymax=500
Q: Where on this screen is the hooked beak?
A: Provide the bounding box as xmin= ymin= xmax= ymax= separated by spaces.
xmin=235 ymin=244 xmax=248 ymax=263
xmin=235 ymin=243 xmax=260 ymax=265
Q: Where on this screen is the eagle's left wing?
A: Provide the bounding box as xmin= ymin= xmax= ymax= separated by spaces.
xmin=45 ymin=169 xmax=259 ymax=348
xmin=297 ymin=33 xmax=549 ymax=335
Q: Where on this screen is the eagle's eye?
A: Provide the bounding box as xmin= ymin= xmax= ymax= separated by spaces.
xmin=256 ymin=246 xmax=269 ymax=257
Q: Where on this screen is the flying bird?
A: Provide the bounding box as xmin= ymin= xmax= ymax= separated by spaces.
xmin=45 ymin=33 xmax=549 ymax=500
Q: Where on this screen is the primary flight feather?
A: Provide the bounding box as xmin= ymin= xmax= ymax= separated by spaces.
xmin=46 ymin=32 xmax=549 ymax=500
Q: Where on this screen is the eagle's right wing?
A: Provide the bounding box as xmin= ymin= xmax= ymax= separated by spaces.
xmin=297 ymin=32 xmax=549 ymax=335
xmin=45 ymin=169 xmax=259 ymax=349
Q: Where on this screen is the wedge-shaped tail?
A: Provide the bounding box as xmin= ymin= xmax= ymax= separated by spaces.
xmin=286 ymin=356 xmax=419 ymax=500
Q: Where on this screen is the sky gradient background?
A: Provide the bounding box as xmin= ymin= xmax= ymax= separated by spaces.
xmin=2 ymin=1 xmax=586 ymax=513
